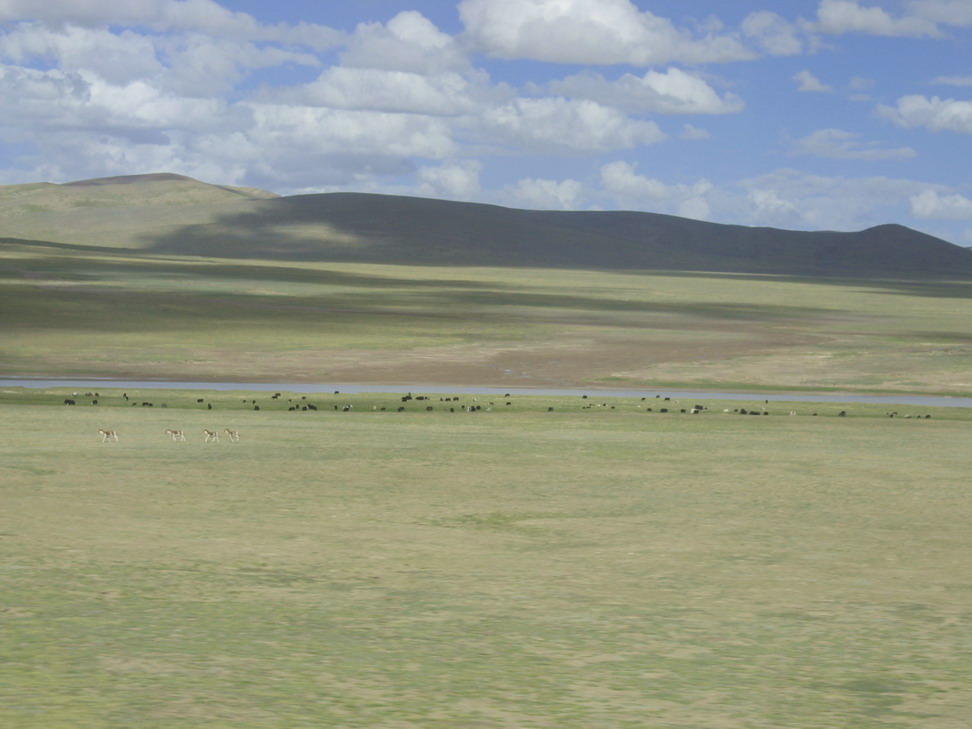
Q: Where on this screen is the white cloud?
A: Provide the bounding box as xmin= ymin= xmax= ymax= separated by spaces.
xmin=417 ymin=160 xmax=482 ymax=199
xmin=733 ymin=169 xmax=935 ymax=231
xmin=748 ymin=188 xmax=800 ymax=226
xmin=877 ymin=95 xmax=972 ymax=133
xmin=813 ymin=0 xmax=941 ymax=37
xmin=677 ymin=196 xmax=712 ymax=221
xmin=793 ymin=128 xmax=916 ymax=160
xmin=548 ymin=68 xmax=743 ymax=115
xmin=907 ymin=0 xmax=972 ymax=27
xmin=274 ymin=67 xmax=480 ymax=116
xmin=910 ymin=189 xmax=972 ymax=219
xmin=476 ymin=98 xmax=667 ymax=153
xmin=0 ymin=64 xmax=229 ymax=140
xmin=794 ymin=70 xmax=833 ymax=92
xmin=245 ymin=103 xmax=456 ymax=160
xmin=0 ymin=0 xmax=344 ymax=49
xmin=931 ymin=75 xmax=972 ymax=86
xmin=458 ymin=0 xmax=754 ymax=66
xmin=0 ymin=24 xmax=162 ymax=85
xmin=681 ymin=124 xmax=711 ymax=140
xmin=0 ymin=20 xmax=322 ymax=97
xmin=741 ymin=11 xmax=804 ymax=55
xmin=600 ymin=160 xmax=713 ymax=218
xmin=342 ymin=11 xmax=468 ymax=73
xmin=503 ymin=177 xmax=584 ymax=210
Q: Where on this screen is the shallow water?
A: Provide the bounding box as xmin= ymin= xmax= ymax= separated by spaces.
xmin=2 ymin=378 xmax=970 ymax=408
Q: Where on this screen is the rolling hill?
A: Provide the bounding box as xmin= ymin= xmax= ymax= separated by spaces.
xmin=3 ymin=173 xmax=970 ymax=278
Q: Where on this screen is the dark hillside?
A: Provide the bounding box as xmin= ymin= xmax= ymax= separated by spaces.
xmin=3 ymin=173 xmax=970 ymax=278
xmin=148 ymin=191 xmax=972 ymax=278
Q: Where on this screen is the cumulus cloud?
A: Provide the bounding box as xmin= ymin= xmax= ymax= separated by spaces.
xmin=793 ymin=128 xmax=916 ymax=160
xmin=458 ymin=0 xmax=754 ymax=65
xmin=0 ymin=15 xmax=324 ymax=98
xmin=813 ymin=0 xmax=941 ymax=37
xmin=748 ymin=188 xmax=800 ymax=226
xmin=741 ymin=11 xmax=805 ymax=55
xmin=877 ymin=95 xmax=972 ymax=133
xmin=910 ymin=189 xmax=972 ymax=219
xmin=794 ymin=70 xmax=833 ymax=92
xmin=417 ymin=159 xmax=482 ymax=199
xmin=503 ymin=177 xmax=584 ymax=210
xmin=907 ymin=0 xmax=972 ymax=27
xmin=0 ymin=0 xmax=344 ymax=49
xmin=0 ymin=64 xmax=230 ymax=142
xmin=341 ymin=11 xmax=468 ymax=73
xmin=476 ymin=98 xmax=667 ymax=153
xmin=600 ymin=160 xmax=713 ymax=218
xmin=270 ymin=67 xmax=481 ymax=116
xmin=548 ymin=68 xmax=743 ymax=115
xmin=0 ymin=24 xmax=163 ymax=85
xmin=734 ymin=169 xmax=935 ymax=231
xmin=245 ymin=103 xmax=457 ymax=160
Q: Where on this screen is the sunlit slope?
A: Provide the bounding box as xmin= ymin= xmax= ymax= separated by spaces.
xmin=0 ymin=173 xmax=278 ymax=249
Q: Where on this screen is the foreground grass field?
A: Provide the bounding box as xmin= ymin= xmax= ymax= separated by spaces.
xmin=2 ymin=391 xmax=970 ymax=728
xmin=3 ymin=241 xmax=972 ymax=394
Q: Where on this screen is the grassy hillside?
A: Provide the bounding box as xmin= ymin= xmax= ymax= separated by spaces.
xmin=149 ymin=192 xmax=972 ymax=278
xmin=3 ymin=241 xmax=971 ymax=393
xmin=2 ymin=174 xmax=970 ymax=277
xmin=0 ymin=173 xmax=277 ymax=249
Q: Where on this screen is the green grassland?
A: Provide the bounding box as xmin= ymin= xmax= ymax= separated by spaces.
xmin=0 ymin=175 xmax=277 ymax=249
xmin=1 ymin=393 xmax=970 ymax=728
xmin=4 ymin=192 xmax=972 ymax=728
xmin=3 ymin=241 xmax=972 ymax=393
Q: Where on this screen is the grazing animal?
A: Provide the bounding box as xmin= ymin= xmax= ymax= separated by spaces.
xmin=63 ymin=398 xmax=76 ymax=405
xmin=203 ymin=429 xmax=220 ymax=443
xmin=99 ymin=429 xmax=118 ymax=443
xmin=166 ymin=428 xmax=186 ymax=442
xmin=225 ymin=429 xmax=240 ymax=442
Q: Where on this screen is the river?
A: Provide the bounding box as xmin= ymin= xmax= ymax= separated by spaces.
xmin=2 ymin=378 xmax=970 ymax=408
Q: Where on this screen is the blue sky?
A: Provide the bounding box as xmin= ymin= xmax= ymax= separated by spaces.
xmin=1 ymin=0 xmax=971 ymax=244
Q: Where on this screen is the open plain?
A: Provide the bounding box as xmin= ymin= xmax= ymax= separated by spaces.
xmin=3 ymin=214 xmax=972 ymax=727
xmin=1 ymin=388 xmax=971 ymax=728
xmin=3 ymin=240 xmax=972 ymax=394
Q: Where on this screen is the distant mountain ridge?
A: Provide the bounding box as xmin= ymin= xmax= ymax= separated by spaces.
xmin=2 ymin=173 xmax=970 ymax=278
